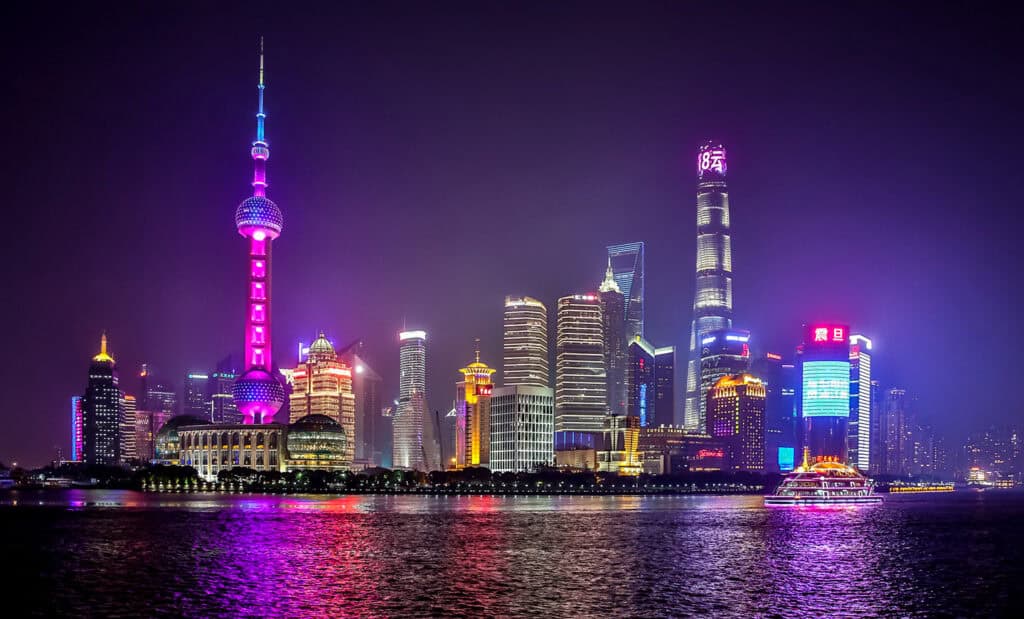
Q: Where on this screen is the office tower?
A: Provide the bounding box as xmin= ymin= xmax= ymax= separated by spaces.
xmin=183 ymin=372 xmax=210 ymax=419
xmin=232 ymin=40 xmax=286 ymax=425
xmin=394 ymin=330 xmax=427 ymax=470
xmin=685 ymin=142 xmax=733 ymax=430
xmin=70 ymin=396 xmax=83 ymax=461
xmin=489 ymin=385 xmax=555 ymax=473
xmin=599 ymin=260 xmax=627 ymax=416
xmin=454 ymin=342 xmax=495 ymax=468
xmin=882 ymin=388 xmax=911 ymax=475
xmin=288 ymin=332 xmax=355 ymax=467
xmin=698 ymin=329 xmax=750 ymax=432
xmin=707 ymin=374 xmax=766 ymax=471
xmin=869 ymin=379 xmax=882 ymax=474
xmin=750 ymin=352 xmax=798 ymax=472
xmin=338 ymin=339 xmax=384 ymax=466
xmin=141 ymin=365 xmax=177 ymax=418
xmin=606 ymin=242 xmax=645 ymax=340
xmin=848 ymin=334 xmax=873 ymax=471
xmin=654 ymin=346 xmax=675 ymax=427
xmin=133 ymin=407 xmax=171 ymax=461
xmin=799 ymin=324 xmax=851 ymax=463
xmin=554 ymin=294 xmax=606 ymax=441
xmin=210 ymin=357 xmax=240 ymax=424
xmin=598 ymin=414 xmax=642 ymax=475
xmin=627 ymin=337 xmax=656 ymax=426
xmin=503 ymin=296 xmax=549 ymax=387
xmin=120 ymin=393 xmax=137 ymax=462
xmin=81 ymin=334 xmax=122 ymax=466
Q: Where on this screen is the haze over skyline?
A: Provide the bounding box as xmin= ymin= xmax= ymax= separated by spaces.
xmin=4 ymin=2 xmax=1021 ymax=465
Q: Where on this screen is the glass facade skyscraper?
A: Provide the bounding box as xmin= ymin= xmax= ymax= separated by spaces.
xmin=82 ymin=334 xmax=123 ymax=466
xmin=685 ymin=142 xmax=733 ymax=430
xmin=555 ymin=294 xmax=606 ymax=439
xmin=599 ymin=260 xmax=627 ymax=417
xmin=394 ymin=330 xmax=427 ymax=470
xmin=489 ymin=385 xmax=554 ymax=473
xmin=503 ymin=296 xmax=549 ymax=387
xmin=799 ymin=324 xmax=851 ymax=463
xmin=848 ymin=334 xmax=873 ymax=471
xmin=607 ymin=242 xmax=644 ymax=341
xmin=698 ymin=329 xmax=750 ymax=433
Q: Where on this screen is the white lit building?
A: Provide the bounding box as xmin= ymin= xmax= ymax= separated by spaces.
xmin=489 ymin=385 xmax=555 ymax=473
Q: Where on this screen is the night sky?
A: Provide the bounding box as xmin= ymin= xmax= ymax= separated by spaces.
xmin=4 ymin=2 xmax=1021 ymax=466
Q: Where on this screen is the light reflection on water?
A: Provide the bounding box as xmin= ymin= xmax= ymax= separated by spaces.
xmin=1 ymin=489 xmax=1021 ymax=616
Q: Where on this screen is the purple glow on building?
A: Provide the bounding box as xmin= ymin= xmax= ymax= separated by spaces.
xmin=232 ymin=39 xmax=285 ymax=424
xmin=70 ymin=395 xmax=83 ymax=461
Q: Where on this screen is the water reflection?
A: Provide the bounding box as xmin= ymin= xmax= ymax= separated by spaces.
xmin=1 ymin=490 xmax=1021 ymax=616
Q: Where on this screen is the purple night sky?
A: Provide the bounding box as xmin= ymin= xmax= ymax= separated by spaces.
xmin=3 ymin=2 xmax=1021 ymax=465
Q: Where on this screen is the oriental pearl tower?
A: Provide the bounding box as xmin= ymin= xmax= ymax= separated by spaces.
xmin=232 ymin=39 xmax=286 ymax=424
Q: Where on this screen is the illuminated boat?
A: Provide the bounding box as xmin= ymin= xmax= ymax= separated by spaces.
xmin=764 ymin=457 xmax=881 ymax=507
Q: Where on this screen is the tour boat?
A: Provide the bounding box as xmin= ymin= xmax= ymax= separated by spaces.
xmin=764 ymin=456 xmax=882 ymax=507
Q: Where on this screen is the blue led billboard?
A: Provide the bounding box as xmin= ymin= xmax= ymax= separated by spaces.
xmin=801 ymin=361 xmax=849 ymax=417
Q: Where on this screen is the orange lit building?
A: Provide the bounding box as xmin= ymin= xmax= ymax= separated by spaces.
xmin=455 ymin=341 xmax=495 ymax=468
xmin=288 ymin=332 xmax=355 ymax=467
xmin=707 ymin=373 xmax=766 ymax=472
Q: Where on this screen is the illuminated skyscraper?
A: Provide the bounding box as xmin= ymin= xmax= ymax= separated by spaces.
xmin=288 ymin=332 xmax=355 ymax=467
xmin=338 ymin=340 xmax=384 ymax=466
xmin=81 ymin=334 xmax=122 ymax=466
xmin=799 ymin=324 xmax=851 ymax=463
xmin=210 ymin=357 xmax=240 ymax=424
xmin=685 ymin=142 xmax=733 ymax=430
xmin=183 ymin=372 xmax=210 ymax=419
xmin=70 ymin=396 xmax=83 ymax=461
xmin=120 ymin=393 xmax=137 ymax=462
xmin=707 ymin=374 xmax=766 ymax=472
xmin=490 ymin=385 xmax=555 ymax=473
xmin=141 ymin=365 xmax=177 ymax=418
xmin=848 ymin=334 xmax=873 ymax=471
xmin=607 ymin=242 xmax=644 ymax=340
xmin=698 ymin=329 xmax=750 ymax=433
xmin=232 ymin=39 xmax=286 ymax=425
xmin=555 ymin=294 xmax=606 ymax=441
xmin=503 ymin=296 xmax=549 ymax=387
xmin=394 ymin=330 xmax=427 ymax=470
xmin=455 ymin=341 xmax=495 ymax=468
xmin=599 ymin=260 xmax=627 ymax=417
xmin=750 ymin=352 xmax=798 ymax=472
xmin=881 ymin=388 xmax=911 ymax=475
xmin=653 ymin=346 xmax=675 ymax=427
xmin=627 ymin=337 xmax=655 ymax=426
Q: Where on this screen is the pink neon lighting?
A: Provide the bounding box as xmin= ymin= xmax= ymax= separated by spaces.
xmin=233 ymin=41 xmax=284 ymax=425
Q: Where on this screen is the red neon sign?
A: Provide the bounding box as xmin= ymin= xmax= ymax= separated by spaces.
xmin=697 ymin=449 xmax=724 ymax=459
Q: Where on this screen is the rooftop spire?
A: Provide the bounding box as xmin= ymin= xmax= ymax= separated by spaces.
xmin=251 ymin=36 xmax=269 ymax=197
xmin=599 ymin=256 xmax=620 ymax=293
xmin=474 ymin=337 xmax=481 ymax=363
xmin=93 ymin=331 xmax=114 ymax=363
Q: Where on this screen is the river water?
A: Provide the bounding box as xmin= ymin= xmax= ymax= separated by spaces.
xmin=2 ymin=489 xmax=1021 ymax=617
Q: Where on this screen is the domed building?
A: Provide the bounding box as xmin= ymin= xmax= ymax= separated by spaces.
xmin=154 ymin=415 xmax=210 ymax=465
xmin=287 ymin=332 xmax=356 ymax=467
xmin=286 ymin=414 xmax=348 ymax=472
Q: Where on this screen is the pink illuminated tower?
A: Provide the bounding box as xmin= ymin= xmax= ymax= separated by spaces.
xmin=232 ymin=39 xmax=286 ymax=424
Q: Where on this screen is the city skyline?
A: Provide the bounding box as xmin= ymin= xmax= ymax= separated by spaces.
xmin=5 ymin=4 xmax=1022 ymax=466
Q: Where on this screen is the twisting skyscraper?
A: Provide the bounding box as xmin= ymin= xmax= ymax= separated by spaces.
xmin=232 ymin=40 xmax=286 ymax=425
xmin=684 ymin=142 xmax=733 ymax=430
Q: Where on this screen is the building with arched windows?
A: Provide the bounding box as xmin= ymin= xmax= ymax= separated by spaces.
xmin=177 ymin=423 xmax=287 ymax=480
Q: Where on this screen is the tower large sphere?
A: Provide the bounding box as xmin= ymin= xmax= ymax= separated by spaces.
xmin=232 ymin=368 xmax=285 ymax=423
xmin=235 ymin=195 xmax=283 ymax=238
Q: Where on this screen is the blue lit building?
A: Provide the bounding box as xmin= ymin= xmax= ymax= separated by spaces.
xmin=798 ymin=324 xmax=851 ymax=463
xmin=607 ymin=242 xmax=644 ymax=341
xmin=698 ymin=329 xmax=750 ymax=433
xmin=750 ymin=352 xmax=798 ymax=472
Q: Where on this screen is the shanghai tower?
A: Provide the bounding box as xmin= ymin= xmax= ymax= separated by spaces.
xmin=684 ymin=142 xmax=733 ymax=431
xmin=232 ymin=39 xmax=286 ymax=424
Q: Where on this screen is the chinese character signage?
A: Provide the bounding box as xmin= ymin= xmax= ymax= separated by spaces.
xmin=697 ymin=146 xmax=727 ymax=177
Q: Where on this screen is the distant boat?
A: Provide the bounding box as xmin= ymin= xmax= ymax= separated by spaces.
xmin=765 ymin=455 xmax=881 ymax=507
xmin=70 ymin=478 xmax=100 ymax=488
